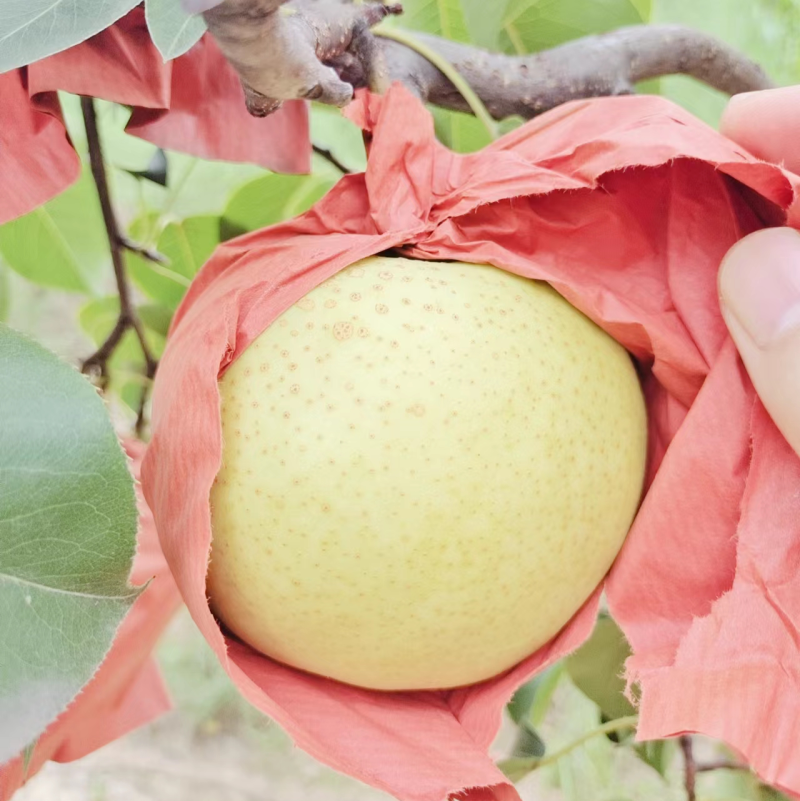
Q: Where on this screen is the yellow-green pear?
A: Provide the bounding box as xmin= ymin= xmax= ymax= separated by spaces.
xmin=208 ymin=256 xmax=647 ymax=691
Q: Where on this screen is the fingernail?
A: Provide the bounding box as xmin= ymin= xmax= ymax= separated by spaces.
xmin=719 ymin=228 xmax=800 ymax=348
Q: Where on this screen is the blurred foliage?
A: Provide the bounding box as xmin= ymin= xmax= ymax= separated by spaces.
xmin=0 ymin=167 xmax=109 ymax=294
xmin=508 ymin=663 xmax=565 ymax=729
xmin=565 ymin=615 xmax=636 ymax=721
xmin=386 ymin=0 xmax=649 ymax=152
xmin=1 ymin=3 xmax=798 ymax=796
xmin=145 ymin=0 xmax=207 ymax=60
xmin=156 ymin=610 xmax=271 ymax=734
xmin=651 ymin=0 xmax=800 ymax=125
xmin=126 ymin=214 xmax=220 ymax=310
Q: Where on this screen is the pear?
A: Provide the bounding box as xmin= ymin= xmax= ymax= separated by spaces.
xmin=208 ymin=256 xmax=647 ymax=690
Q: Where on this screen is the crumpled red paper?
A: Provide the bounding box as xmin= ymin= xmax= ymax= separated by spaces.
xmin=141 ymin=84 xmax=800 ymax=801
xmin=0 ymin=69 xmax=81 ymax=227
xmin=0 ymin=441 xmax=182 ymax=801
xmin=0 ymin=7 xmax=309 ymax=225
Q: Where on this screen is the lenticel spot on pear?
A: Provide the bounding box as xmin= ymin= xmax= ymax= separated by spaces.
xmin=207 ymin=256 xmax=648 ymax=691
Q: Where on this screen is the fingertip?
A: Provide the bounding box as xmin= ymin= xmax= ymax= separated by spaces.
xmin=719 ymin=227 xmax=800 ymax=457
xmin=719 ymin=228 xmax=800 ymax=348
xmin=721 ymin=86 xmax=800 ymax=175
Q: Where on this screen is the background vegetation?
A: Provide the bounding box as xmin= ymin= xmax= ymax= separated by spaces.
xmin=3 ymin=0 xmax=800 ymax=799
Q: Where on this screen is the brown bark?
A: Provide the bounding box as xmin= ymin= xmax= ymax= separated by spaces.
xmin=201 ymin=0 xmax=773 ymax=119
xmin=383 ymin=25 xmax=773 ymax=119
xmin=80 ymin=97 xmax=160 ymax=435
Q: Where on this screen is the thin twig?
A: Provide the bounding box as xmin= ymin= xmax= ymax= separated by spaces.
xmin=680 ymin=736 xmax=697 ymax=801
xmin=80 ymin=96 xmax=158 ymax=436
xmin=312 ymin=144 xmax=353 ymax=174
xmin=696 ymin=759 xmax=751 ymax=773
xmin=498 ymin=715 xmax=638 ymax=782
xmin=118 ymin=235 xmax=169 ymax=265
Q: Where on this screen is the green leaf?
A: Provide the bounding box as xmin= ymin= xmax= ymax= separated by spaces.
xmin=498 ymin=116 xmax=526 ymax=137
xmin=123 ymin=149 xmax=169 ymax=188
xmin=80 ymin=297 xmax=166 ymax=362
xmin=151 ymin=215 xmax=219 ymax=283
xmin=0 ymin=0 xmax=139 ymax=72
xmin=460 ymin=0 xmax=515 ymax=49
xmin=565 ymin=615 xmax=636 ymax=721
xmin=693 ymin=758 xmax=764 ymax=800
xmin=138 ymin=303 xmax=173 ymax=339
xmin=391 ymin=0 xmax=472 ymax=41
xmin=432 ymin=107 xmax=493 ymax=153
xmin=147 ymin=154 xmax=264 ymax=220
xmin=507 ymin=677 xmax=538 ymax=726
xmin=506 ymin=662 xmax=564 ymax=727
xmin=0 ymin=167 xmax=109 ymax=295
xmin=758 ymin=787 xmax=796 ymax=801
xmin=59 ymin=95 xmax=159 ymax=175
xmin=57 ymin=95 xmax=163 ymax=229
xmin=390 ymin=0 xmax=494 ymax=151
xmin=651 ymin=0 xmax=800 ymax=126
xmin=510 ymin=723 xmax=546 ymax=760
xmin=145 ymin=0 xmax=207 ymax=61
xmin=634 ymin=739 xmax=675 ymax=777
xmin=0 ymin=325 xmax=141 ymax=763
xmin=127 ymin=215 xmax=221 ymax=310
xmin=79 ymin=298 xmax=123 ymax=345
xmin=221 ymin=173 xmax=336 ymax=240
xmin=500 ymin=0 xmax=647 ymax=54
xmin=310 ymin=104 xmax=368 ymax=173
xmin=80 ymin=297 xmax=165 ymax=412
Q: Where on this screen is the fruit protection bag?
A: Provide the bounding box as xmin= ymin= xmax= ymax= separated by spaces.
xmin=0 ymin=6 xmax=309 ymax=225
xmin=141 ymin=84 xmax=800 ymax=801
xmin=0 ymin=442 xmax=183 ymax=801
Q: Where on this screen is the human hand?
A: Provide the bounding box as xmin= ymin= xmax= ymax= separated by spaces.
xmin=718 ymin=86 xmax=800 ymax=456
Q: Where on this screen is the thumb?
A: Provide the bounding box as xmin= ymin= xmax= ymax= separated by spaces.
xmin=719 ymin=227 xmax=800 ymax=457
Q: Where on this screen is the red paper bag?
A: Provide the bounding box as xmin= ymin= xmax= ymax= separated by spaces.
xmin=140 ymin=84 xmax=800 ymax=801
xmin=0 ymin=70 xmax=80 ymax=226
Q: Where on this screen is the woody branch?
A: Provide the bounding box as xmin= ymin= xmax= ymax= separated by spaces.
xmin=198 ymin=0 xmax=773 ymax=119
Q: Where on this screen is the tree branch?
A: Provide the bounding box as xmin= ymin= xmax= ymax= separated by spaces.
xmin=379 ymin=24 xmax=773 ymax=119
xmin=680 ymin=736 xmax=697 ymax=801
xmin=118 ymin=235 xmax=169 ymax=265
xmin=696 ymin=758 xmax=751 ymax=773
xmin=200 ymin=0 xmax=772 ymax=121
xmin=312 ymin=144 xmax=352 ymax=174
xmin=80 ymin=97 xmax=159 ymax=436
xmin=203 ymin=0 xmax=401 ymax=115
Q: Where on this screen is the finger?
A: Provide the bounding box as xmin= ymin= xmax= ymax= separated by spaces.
xmin=721 ymin=86 xmax=800 ymax=175
xmin=719 ymin=227 xmax=800 ymax=456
